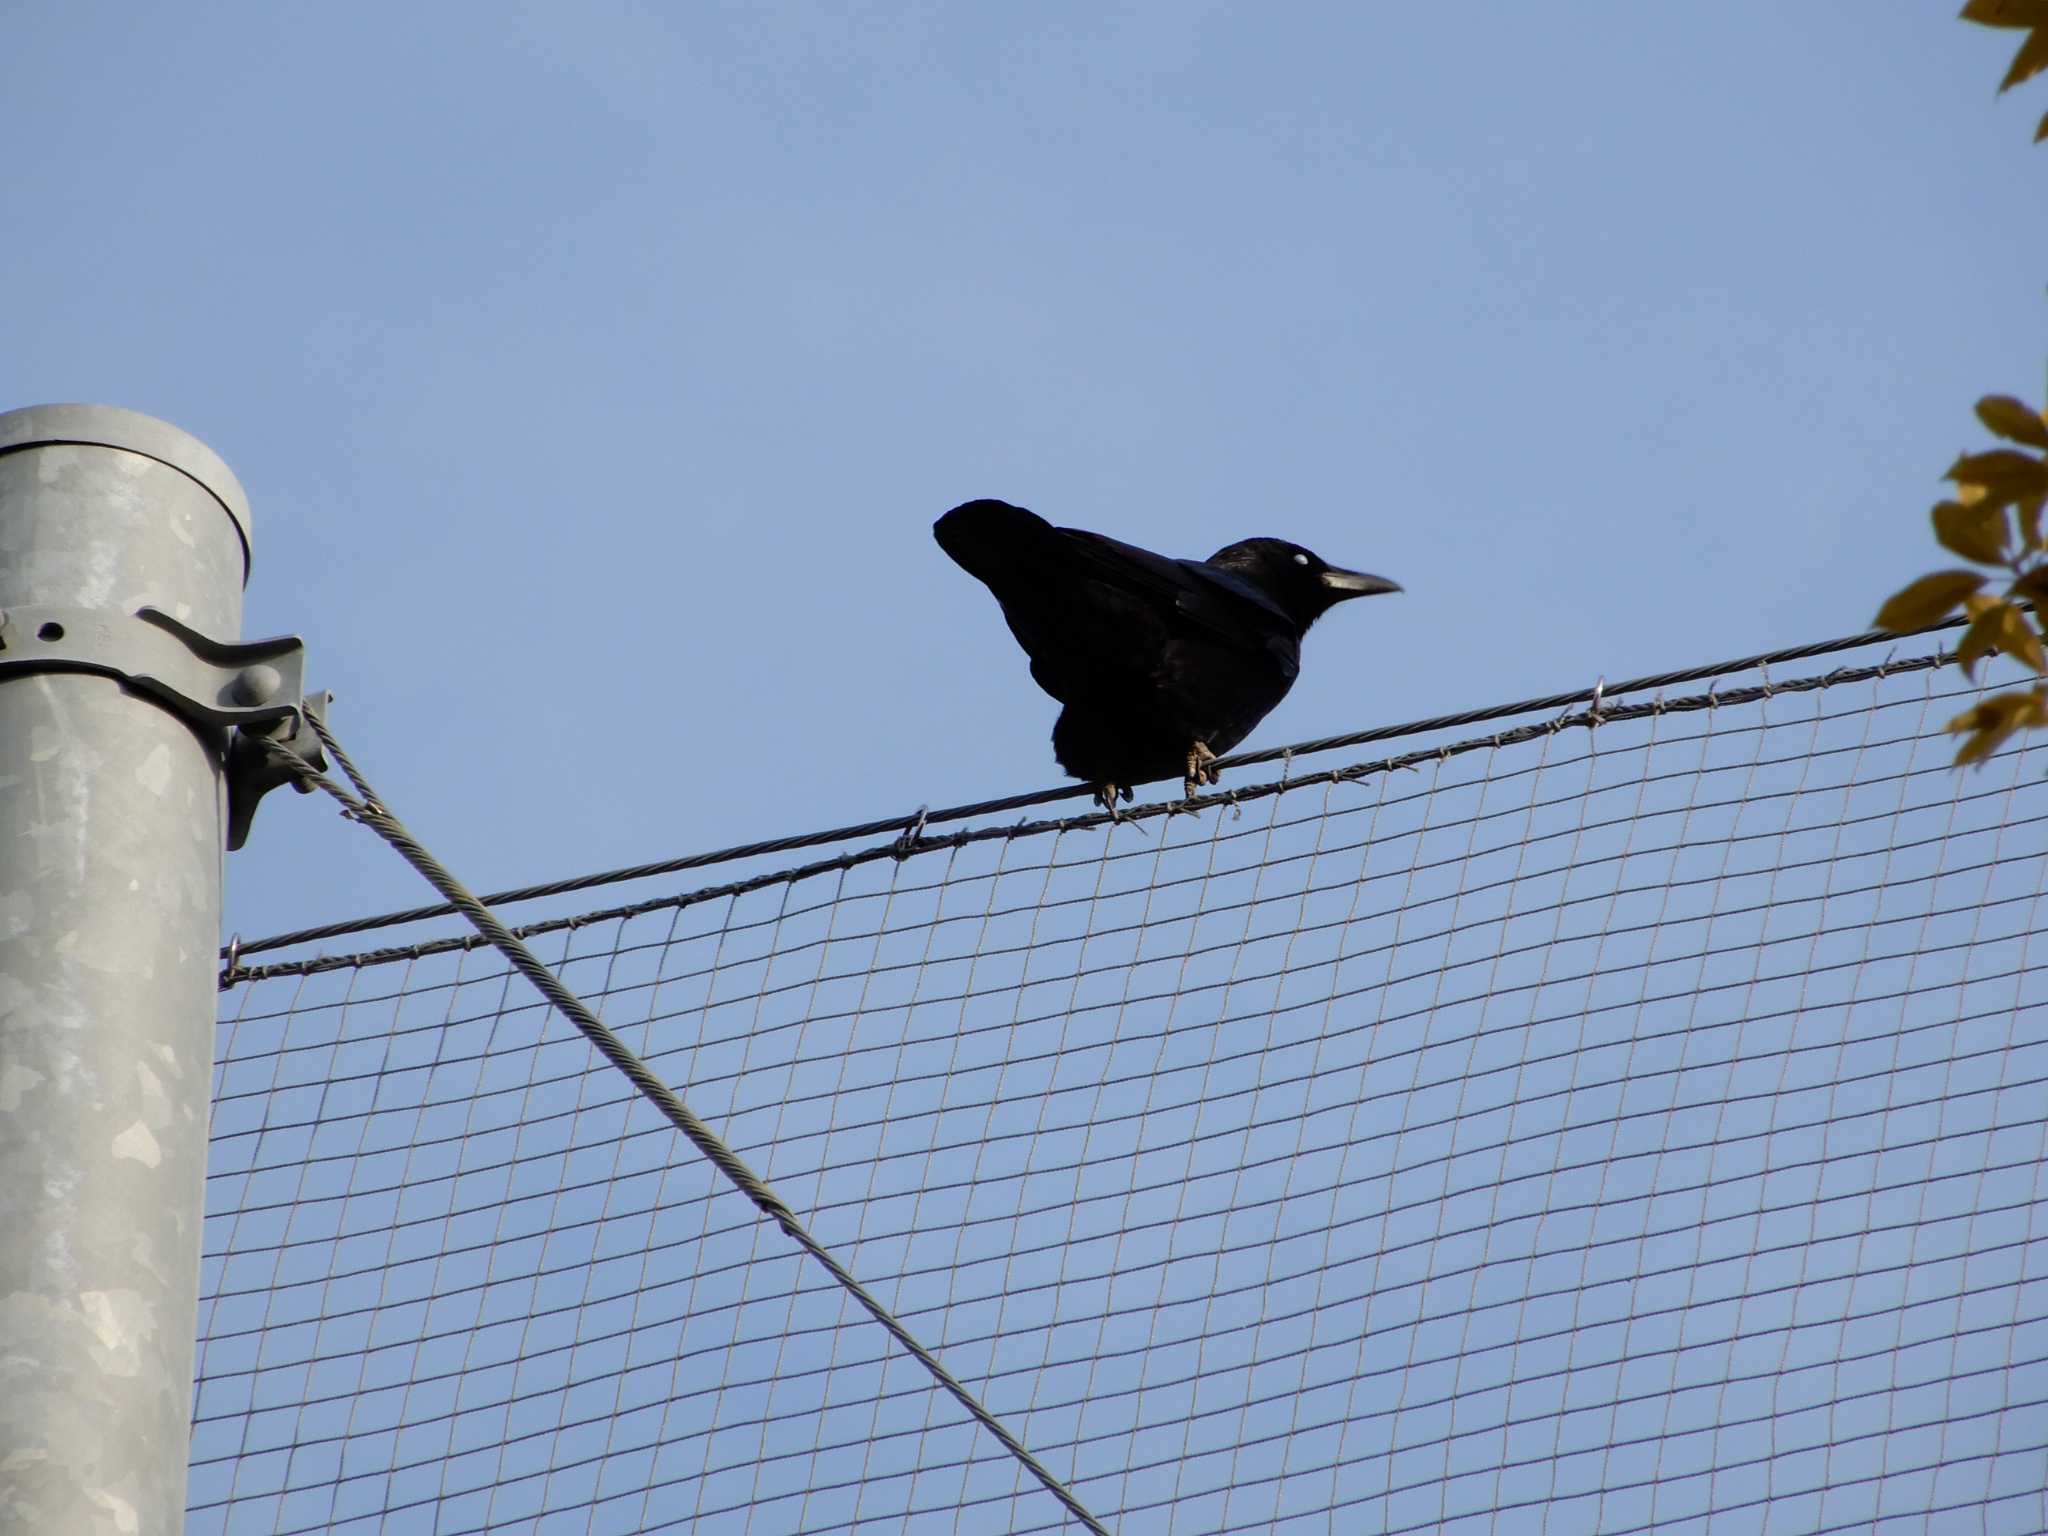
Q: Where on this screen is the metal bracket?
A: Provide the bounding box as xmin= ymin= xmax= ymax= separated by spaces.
xmin=0 ymin=604 xmax=319 ymax=849
xmin=0 ymin=605 xmax=305 ymax=724
xmin=226 ymin=690 xmax=330 ymax=850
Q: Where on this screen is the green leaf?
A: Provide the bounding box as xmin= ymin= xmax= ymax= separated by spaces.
xmin=1976 ymin=394 xmax=2048 ymax=448
xmin=1933 ymin=499 xmax=2010 ymax=563
xmin=2001 ymin=25 xmax=2048 ymax=89
xmin=1875 ymin=569 xmax=1987 ymax=630
xmin=1962 ymin=0 xmax=2048 ymax=27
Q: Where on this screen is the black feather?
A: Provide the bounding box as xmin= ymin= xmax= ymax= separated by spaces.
xmin=934 ymin=498 xmax=1400 ymax=799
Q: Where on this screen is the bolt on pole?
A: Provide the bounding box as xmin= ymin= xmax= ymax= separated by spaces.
xmin=0 ymin=405 xmax=253 ymax=1535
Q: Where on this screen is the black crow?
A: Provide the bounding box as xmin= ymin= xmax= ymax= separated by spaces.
xmin=934 ymin=498 xmax=1400 ymax=807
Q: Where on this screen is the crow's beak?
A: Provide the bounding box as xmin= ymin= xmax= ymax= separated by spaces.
xmin=1320 ymin=567 xmax=1402 ymax=599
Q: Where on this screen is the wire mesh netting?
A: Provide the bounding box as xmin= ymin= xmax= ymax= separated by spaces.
xmin=195 ymin=633 xmax=2048 ymax=1536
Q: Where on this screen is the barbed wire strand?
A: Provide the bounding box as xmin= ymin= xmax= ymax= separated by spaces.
xmin=258 ymin=706 xmax=1116 ymax=1536
xmin=223 ymin=616 xmax=1970 ymax=963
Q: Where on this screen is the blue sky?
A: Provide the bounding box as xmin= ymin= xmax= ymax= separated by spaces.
xmin=12 ymin=12 xmax=2046 ymax=1535
xmin=5 ymin=4 xmax=2045 ymax=947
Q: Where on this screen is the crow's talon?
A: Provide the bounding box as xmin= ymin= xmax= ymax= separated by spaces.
xmin=1183 ymin=741 xmax=1220 ymax=799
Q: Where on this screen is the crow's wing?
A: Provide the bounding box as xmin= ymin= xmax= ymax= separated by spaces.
xmin=933 ymin=500 xmax=1297 ymax=708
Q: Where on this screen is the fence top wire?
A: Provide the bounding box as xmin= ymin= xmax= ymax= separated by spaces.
xmin=220 ymin=620 xmax=1965 ymax=991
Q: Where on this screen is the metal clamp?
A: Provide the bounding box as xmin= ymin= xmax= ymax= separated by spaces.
xmin=226 ymin=690 xmax=330 ymax=850
xmin=0 ymin=604 xmax=320 ymax=849
xmin=0 ymin=605 xmax=305 ymax=724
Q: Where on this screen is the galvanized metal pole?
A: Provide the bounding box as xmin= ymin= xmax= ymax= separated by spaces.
xmin=0 ymin=405 xmax=251 ymax=1535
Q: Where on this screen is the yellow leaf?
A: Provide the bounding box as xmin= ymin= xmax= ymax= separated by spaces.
xmin=1948 ymin=688 xmax=2048 ymax=766
xmin=1965 ymin=590 xmax=2002 ymax=618
xmin=1875 ymin=569 xmax=1986 ymax=630
xmin=2008 ymin=607 xmax=2048 ymax=672
xmin=1956 ymin=725 xmax=2015 ymax=766
xmin=1947 ymin=449 xmax=2048 ymax=514
xmin=2011 ymin=568 xmax=2048 ymax=611
xmin=1970 ymin=483 xmax=2043 ymax=516
xmin=2021 ymin=493 xmax=2047 ymax=552
xmin=1948 ymin=447 xmax=2048 ymax=491
xmin=1962 ymin=0 xmax=2048 ymax=26
xmin=1948 ymin=696 xmax=2014 ymax=736
xmin=1959 ymin=601 xmax=2048 ymax=678
xmin=1933 ymin=499 xmax=2010 ymax=563
xmin=1957 ymin=603 xmax=2008 ymax=677
xmin=1976 ymin=394 xmax=2048 ymax=449
xmin=2000 ymin=24 xmax=2048 ymax=89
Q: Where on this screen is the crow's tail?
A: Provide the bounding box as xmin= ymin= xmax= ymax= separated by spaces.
xmin=932 ymin=499 xmax=1058 ymax=588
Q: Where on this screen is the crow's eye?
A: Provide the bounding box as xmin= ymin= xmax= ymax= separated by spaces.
xmin=1293 ymin=552 xmax=1310 ymax=567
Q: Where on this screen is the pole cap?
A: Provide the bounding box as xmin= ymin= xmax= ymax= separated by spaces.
xmin=0 ymin=403 xmax=253 ymax=581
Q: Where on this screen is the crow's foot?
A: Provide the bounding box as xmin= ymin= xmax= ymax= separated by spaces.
xmin=1093 ymin=783 xmax=1135 ymax=812
xmin=1183 ymin=741 xmax=1219 ymax=800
